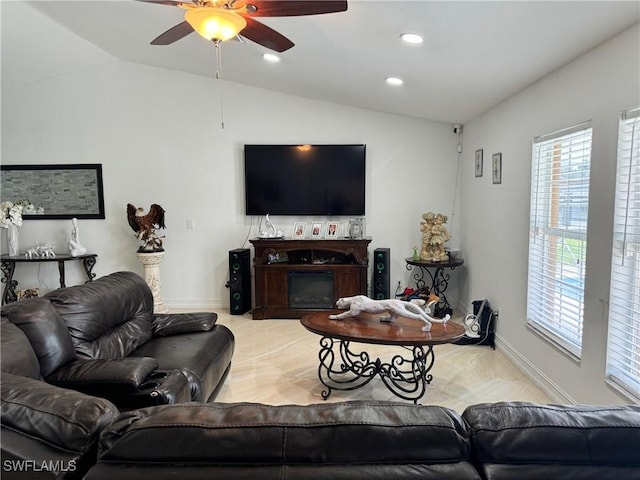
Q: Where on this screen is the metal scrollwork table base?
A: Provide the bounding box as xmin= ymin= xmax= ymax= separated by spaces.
xmin=301 ymin=311 xmax=465 ymax=404
xmin=405 ymin=257 xmax=464 ymax=317
xmin=1 ymin=253 xmax=97 ymax=305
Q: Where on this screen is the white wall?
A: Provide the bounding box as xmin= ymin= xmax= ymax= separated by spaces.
xmin=458 ymin=24 xmax=640 ymax=404
xmin=1 ymin=2 xmax=460 ymax=308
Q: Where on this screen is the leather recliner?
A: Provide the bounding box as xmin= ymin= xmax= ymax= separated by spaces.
xmin=1 ymin=315 xmax=119 ymax=480
xmin=1 ymin=372 xmax=118 ymax=480
xmin=1 ymin=271 xmax=235 ymax=408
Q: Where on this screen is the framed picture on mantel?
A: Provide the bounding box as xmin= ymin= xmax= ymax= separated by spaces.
xmin=326 ymin=222 xmax=339 ymax=238
xmin=293 ymin=222 xmax=306 ymax=238
xmin=348 ymin=217 xmax=365 ymax=239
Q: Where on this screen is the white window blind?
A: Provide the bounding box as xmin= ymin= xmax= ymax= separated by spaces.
xmin=527 ymin=122 xmax=592 ymax=358
xmin=606 ymin=107 xmax=640 ymax=399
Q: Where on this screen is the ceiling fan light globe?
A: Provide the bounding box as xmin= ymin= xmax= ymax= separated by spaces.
xmin=185 ymin=8 xmax=247 ymax=42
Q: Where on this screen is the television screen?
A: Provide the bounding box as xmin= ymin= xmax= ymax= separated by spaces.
xmin=244 ymin=144 xmax=366 ymax=216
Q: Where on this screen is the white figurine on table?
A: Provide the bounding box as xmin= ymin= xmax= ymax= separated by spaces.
xmin=68 ymin=218 xmax=87 ymax=257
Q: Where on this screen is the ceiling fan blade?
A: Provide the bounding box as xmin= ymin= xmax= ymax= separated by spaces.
xmin=240 ymin=17 xmax=294 ymax=52
xmin=245 ymin=1 xmax=347 ymax=17
xmin=136 ymin=0 xmax=190 ymax=6
xmin=151 ymin=21 xmax=194 ymax=45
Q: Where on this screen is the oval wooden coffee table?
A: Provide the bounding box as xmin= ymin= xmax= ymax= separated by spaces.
xmin=300 ymin=311 xmax=465 ymax=404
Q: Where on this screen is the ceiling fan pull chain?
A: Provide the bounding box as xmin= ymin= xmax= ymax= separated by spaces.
xmin=215 ymin=39 xmax=223 ymax=80
xmin=215 ymin=40 xmax=225 ymax=129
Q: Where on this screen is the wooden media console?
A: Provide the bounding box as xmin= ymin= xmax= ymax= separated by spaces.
xmin=250 ymin=238 xmax=371 ymax=319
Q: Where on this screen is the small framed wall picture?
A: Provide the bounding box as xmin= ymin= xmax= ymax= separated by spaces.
xmin=475 ymin=149 xmax=483 ymax=177
xmin=326 ymin=222 xmax=339 ymax=238
xmin=492 ymin=153 xmax=502 ymax=184
xmin=292 ymin=222 xmax=306 ymax=238
xmin=310 ymin=222 xmax=323 ymax=238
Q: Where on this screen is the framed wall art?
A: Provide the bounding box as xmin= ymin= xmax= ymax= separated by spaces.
xmin=492 ymin=153 xmax=502 ymax=184
xmin=475 ymin=149 xmax=483 ymax=177
xmin=0 ymin=164 xmax=105 ymax=219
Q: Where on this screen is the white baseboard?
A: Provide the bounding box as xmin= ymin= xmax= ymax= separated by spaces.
xmin=164 ymin=300 xmax=226 ymax=311
xmin=496 ymin=333 xmax=577 ymax=404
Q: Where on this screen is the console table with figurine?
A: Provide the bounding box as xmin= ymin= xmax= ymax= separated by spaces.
xmin=1 ymin=253 xmax=97 ymax=305
xmin=405 ymin=257 xmax=464 ymax=317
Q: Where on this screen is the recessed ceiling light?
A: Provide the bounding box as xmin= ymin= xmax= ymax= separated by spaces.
xmin=386 ymin=77 xmax=404 ymax=86
xmin=263 ymin=53 xmax=280 ymax=63
xmin=400 ymin=33 xmax=424 ymax=44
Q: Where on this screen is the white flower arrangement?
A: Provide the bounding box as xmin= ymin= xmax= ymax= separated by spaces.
xmin=0 ymin=200 xmax=44 ymax=229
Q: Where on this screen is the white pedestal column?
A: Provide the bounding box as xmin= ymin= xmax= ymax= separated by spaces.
xmin=137 ymin=251 xmax=169 ymax=314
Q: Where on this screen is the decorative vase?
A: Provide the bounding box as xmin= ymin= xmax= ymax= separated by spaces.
xmin=7 ymin=224 xmax=19 ymax=257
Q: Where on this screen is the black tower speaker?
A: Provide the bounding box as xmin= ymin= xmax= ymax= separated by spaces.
xmin=372 ymin=248 xmax=390 ymax=300
xmin=228 ymin=248 xmax=251 ymax=315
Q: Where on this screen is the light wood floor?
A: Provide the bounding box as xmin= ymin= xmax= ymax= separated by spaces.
xmin=212 ymin=311 xmax=551 ymax=413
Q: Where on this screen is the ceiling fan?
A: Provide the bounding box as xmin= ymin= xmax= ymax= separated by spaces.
xmin=138 ymin=0 xmax=348 ymax=52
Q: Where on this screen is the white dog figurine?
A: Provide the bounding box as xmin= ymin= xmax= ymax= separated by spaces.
xmin=329 ymin=294 xmax=450 ymax=332
xmin=25 ymin=242 xmax=56 ymax=259
xmin=37 ymin=243 xmax=56 ymax=259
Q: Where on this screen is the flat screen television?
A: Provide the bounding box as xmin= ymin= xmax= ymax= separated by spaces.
xmin=244 ymin=144 xmax=366 ymax=216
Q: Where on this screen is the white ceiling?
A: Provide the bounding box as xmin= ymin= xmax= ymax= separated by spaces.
xmin=25 ymin=1 xmax=640 ymax=124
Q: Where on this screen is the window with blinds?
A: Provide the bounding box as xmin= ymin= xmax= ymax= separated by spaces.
xmin=527 ymin=122 xmax=593 ymax=358
xmin=606 ymin=107 xmax=640 ymax=399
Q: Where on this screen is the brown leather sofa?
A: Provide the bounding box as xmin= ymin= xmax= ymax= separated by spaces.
xmin=3 ymin=332 xmax=639 ymax=480
xmin=1 ymin=271 xmax=235 ymax=408
xmin=2 ymin=382 xmax=638 ymax=480
xmin=85 ymin=401 xmax=640 ymax=480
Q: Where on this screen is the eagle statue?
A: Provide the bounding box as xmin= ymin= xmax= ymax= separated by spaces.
xmin=127 ymin=203 xmax=166 ymax=252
